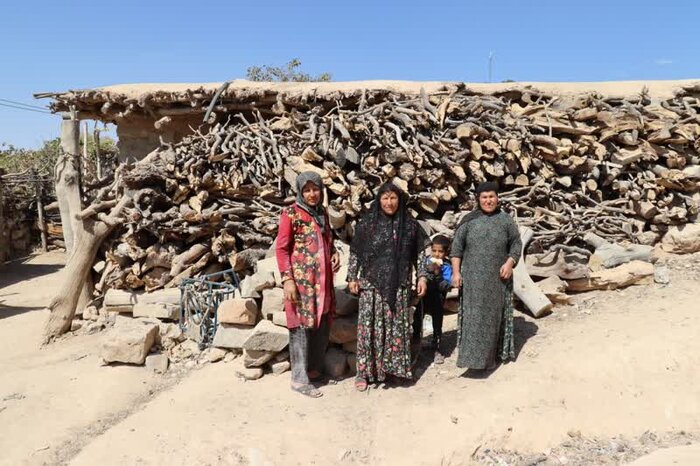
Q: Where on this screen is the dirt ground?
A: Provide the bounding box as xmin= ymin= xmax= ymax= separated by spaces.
xmin=1 ymin=250 xmax=699 ymax=466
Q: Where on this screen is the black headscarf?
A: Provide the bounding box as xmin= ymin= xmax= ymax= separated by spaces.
xmin=456 ymin=181 xmax=501 ymax=229
xmin=351 ymin=183 xmax=422 ymax=310
xmin=295 ymin=171 xmax=325 ymax=228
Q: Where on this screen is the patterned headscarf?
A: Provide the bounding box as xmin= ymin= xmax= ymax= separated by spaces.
xmin=351 ymin=183 xmax=424 ymax=310
xmin=295 ymin=171 xmax=325 ymax=228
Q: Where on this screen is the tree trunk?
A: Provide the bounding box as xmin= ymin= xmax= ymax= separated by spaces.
xmin=42 ymin=196 xmax=130 ymax=343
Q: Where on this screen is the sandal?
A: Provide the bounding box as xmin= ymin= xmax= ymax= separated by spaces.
xmin=354 ymin=377 xmax=368 ymax=392
xmin=434 ymin=352 xmax=445 ymax=365
xmin=291 ymin=384 xmax=323 ymax=398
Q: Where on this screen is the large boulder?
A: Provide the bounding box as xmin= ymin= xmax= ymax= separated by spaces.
xmin=329 ymin=315 xmax=358 ymax=344
xmin=324 ymin=347 xmax=348 ymax=378
xmin=217 ymin=298 xmax=259 ymax=326
xmin=243 ymin=320 xmax=289 ymax=352
xmin=334 ymin=287 xmax=358 ymax=316
xmin=662 ymin=223 xmax=700 ymax=254
xmin=212 ymin=324 xmax=254 ymax=350
xmin=101 ymin=317 xmax=158 ymax=365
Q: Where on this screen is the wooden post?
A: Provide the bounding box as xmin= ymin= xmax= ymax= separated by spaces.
xmin=55 ymin=111 xmax=81 ymax=255
xmin=0 ymin=174 xmax=5 ymax=263
xmin=35 ymin=174 xmax=48 ymax=252
xmin=94 ymin=122 xmax=102 ymax=180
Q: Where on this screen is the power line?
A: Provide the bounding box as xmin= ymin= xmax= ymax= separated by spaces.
xmin=0 ymin=98 xmax=50 ymax=111
xmin=0 ymin=102 xmax=53 ymax=114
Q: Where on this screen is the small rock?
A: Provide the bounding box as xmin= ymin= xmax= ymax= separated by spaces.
xmin=70 ymin=320 xmax=84 ymax=332
xmin=145 ymin=353 xmax=169 ymax=374
xmin=243 ymin=349 xmax=276 ymax=368
xmin=158 ymin=322 xmax=184 ymax=349
xmin=170 ymin=339 xmax=201 ymax=362
xmin=83 ymin=305 xmax=100 ymax=321
xmin=234 ymin=361 xmax=264 ymax=381
xmin=260 ymin=288 xmax=285 ymax=319
xmin=238 ymin=275 xmax=261 ymax=299
xmin=250 ymin=270 xmax=276 ymax=292
xmin=273 ymin=350 xmax=289 ymax=362
xmin=223 ymin=352 xmax=237 ymax=363
xmin=654 ymin=265 xmax=671 ymax=284
xmin=85 ymin=321 xmax=105 ymax=335
xmin=270 ymin=360 xmax=290 ymax=375
xmin=243 ymin=320 xmax=289 ymax=352
xmin=185 ymin=360 xmax=196 ymax=369
xmin=271 ymin=312 xmax=287 ymax=327
xmin=324 ymin=347 xmax=348 ymax=378
xmin=206 ymin=347 xmax=228 ymax=363
xmin=132 ymin=302 xmax=179 ymax=320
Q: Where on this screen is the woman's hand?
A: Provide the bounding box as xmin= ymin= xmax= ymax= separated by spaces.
xmin=348 ymin=280 xmax=360 ymax=295
xmin=451 ymin=271 xmax=463 ymax=288
xmin=283 ymin=279 xmax=300 ymax=304
xmin=416 ymin=278 xmax=428 ymax=297
xmin=499 ymin=258 xmax=515 ymax=280
xmin=331 ymin=252 xmax=341 ymax=273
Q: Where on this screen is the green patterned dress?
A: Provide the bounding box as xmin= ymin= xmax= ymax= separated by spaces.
xmin=450 ymin=210 xmax=522 ymax=369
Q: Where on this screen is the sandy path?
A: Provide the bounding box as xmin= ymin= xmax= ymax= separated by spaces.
xmin=1 ymin=251 xmax=699 ymax=465
xmin=0 ymin=253 xmax=169 ymax=466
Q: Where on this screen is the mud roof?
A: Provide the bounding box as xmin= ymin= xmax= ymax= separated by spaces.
xmin=34 ymin=79 xmax=700 ymax=123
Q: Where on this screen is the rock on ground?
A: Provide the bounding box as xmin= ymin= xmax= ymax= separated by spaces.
xmin=212 ymin=324 xmax=254 ymax=350
xmin=206 ymin=347 xmax=228 ymax=363
xmin=662 ymin=223 xmax=700 ymax=254
xmin=243 ymin=349 xmax=276 ymax=368
xmin=324 ymin=347 xmax=348 ymax=378
xmin=243 ymin=320 xmax=289 ymax=352
xmin=270 ymin=360 xmax=290 ymax=375
xmin=101 ymin=316 xmax=158 ymax=365
xmin=145 ymin=353 xmax=169 ymax=373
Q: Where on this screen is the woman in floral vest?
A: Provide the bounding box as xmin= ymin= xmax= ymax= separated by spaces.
xmin=276 ymin=171 xmax=340 ymax=397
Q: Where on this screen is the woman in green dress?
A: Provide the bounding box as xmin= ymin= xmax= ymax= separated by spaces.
xmin=450 ymin=182 xmax=522 ymax=370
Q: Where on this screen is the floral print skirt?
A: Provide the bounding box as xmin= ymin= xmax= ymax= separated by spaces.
xmin=356 ymin=285 xmax=412 ymax=382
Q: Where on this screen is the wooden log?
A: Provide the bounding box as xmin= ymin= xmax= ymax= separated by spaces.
xmin=513 ymin=227 xmax=553 ymax=318
xmin=567 ymin=260 xmax=654 ymax=292
xmin=584 ymin=233 xmax=654 ymax=270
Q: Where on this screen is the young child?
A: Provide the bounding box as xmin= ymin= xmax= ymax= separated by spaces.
xmin=413 ymin=234 xmax=452 ymax=364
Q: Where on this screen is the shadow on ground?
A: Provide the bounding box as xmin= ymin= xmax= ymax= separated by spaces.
xmin=0 ymin=259 xmax=62 ymax=289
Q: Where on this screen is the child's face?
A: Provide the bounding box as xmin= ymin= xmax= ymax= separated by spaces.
xmin=431 ymin=244 xmax=447 ymax=260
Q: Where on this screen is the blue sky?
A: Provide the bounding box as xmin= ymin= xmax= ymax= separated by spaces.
xmin=1 ymin=0 xmax=698 ymax=148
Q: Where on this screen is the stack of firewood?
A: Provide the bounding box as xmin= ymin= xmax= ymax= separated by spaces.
xmin=88 ymin=84 xmax=699 ymax=292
